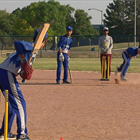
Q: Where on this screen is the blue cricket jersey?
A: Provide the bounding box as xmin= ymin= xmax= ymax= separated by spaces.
xmin=125 ymin=47 xmax=138 ymax=57
xmin=0 ymin=41 xmax=33 ymax=76
xmin=58 ymin=35 xmax=72 ymax=53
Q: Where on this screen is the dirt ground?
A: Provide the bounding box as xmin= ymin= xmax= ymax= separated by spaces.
xmin=0 ymin=70 xmax=140 ymax=140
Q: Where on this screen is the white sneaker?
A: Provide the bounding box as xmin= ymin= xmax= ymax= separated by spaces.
xmin=121 ymin=76 xmax=127 ymax=81
xmin=115 ymin=66 xmax=119 ymax=76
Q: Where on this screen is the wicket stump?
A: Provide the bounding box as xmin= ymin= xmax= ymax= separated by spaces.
xmin=100 ymin=56 xmax=110 ymax=81
xmin=4 ymin=90 xmax=8 ymax=140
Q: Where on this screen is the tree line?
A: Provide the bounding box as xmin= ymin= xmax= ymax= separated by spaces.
xmin=0 ymin=0 xmax=140 ymax=47
xmin=0 ymin=0 xmax=99 ymax=46
xmin=0 ymin=0 xmax=98 ymax=36
xmin=104 ymin=0 xmax=140 ymax=36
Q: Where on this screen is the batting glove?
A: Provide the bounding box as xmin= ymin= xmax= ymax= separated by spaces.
xmin=20 ymin=70 xmax=32 ymax=80
xmin=59 ymin=53 xmax=64 ymax=62
xmin=20 ymin=58 xmax=33 ymax=80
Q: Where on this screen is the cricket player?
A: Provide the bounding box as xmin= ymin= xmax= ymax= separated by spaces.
xmin=116 ymin=46 xmax=140 ymax=81
xmin=99 ymin=27 xmax=113 ymax=80
xmin=0 ymin=29 xmax=47 ymax=140
xmin=56 ymin=26 xmax=73 ymax=84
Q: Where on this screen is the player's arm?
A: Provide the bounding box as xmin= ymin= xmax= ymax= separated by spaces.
xmin=19 ymin=54 xmax=25 ymax=60
xmin=127 ymin=48 xmax=133 ymax=58
xmin=58 ymin=36 xmax=64 ymax=61
xmin=58 ymin=36 xmax=64 ymax=53
xmin=59 ymin=48 xmax=63 ymax=53
xmin=106 ymin=37 xmax=113 ymax=52
xmin=68 ymin=40 xmax=72 ymax=58
xmin=68 ymin=50 xmax=70 ymax=57
xmin=14 ymin=41 xmax=33 ymax=80
xmin=40 ymin=38 xmax=48 ymax=50
xmin=99 ymin=37 xmax=106 ymax=52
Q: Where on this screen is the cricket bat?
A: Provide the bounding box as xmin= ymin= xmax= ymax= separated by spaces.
xmin=22 ymin=23 xmax=50 ymax=83
xmin=68 ymin=65 xmax=72 ymax=83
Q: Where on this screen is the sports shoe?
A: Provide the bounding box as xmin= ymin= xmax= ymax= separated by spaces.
xmin=17 ymin=135 xmax=30 ymax=140
xmin=0 ymin=132 xmax=3 ymax=135
xmin=115 ymin=66 xmax=119 ymax=76
xmin=0 ymin=132 xmax=16 ymax=139
xmin=121 ymin=76 xmax=127 ymax=81
xmin=8 ymin=133 xmax=16 ymax=139
xmin=56 ymin=81 xmax=61 ymax=84
xmin=0 ymin=132 xmax=3 ymax=138
xmin=63 ymin=80 xmax=71 ymax=84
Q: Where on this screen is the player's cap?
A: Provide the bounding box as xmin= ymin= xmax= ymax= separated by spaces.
xmin=34 ymin=28 xmax=48 ymax=38
xmin=66 ymin=26 xmax=73 ymax=31
xmin=103 ymin=27 xmax=109 ymax=31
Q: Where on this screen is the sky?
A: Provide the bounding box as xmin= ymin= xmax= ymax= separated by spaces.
xmin=0 ymin=0 xmax=114 ymax=24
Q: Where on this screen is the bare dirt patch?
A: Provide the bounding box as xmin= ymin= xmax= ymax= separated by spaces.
xmin=0 ymin=70 xmax=140 ymax=140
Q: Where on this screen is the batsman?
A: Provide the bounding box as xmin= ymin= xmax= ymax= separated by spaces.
xmin=0 ymin=29 xmax=48 ymax=140
xmin=56 ymin=26 xmax=73 ymax=84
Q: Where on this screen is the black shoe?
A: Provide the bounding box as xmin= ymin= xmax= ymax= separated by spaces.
xmin=17 ymin=135 xmax=30 ymax=140
xmin=56 ymin=81 xmax=61 ymax=84
xmin=63 ymin=80 xmax=71 ymax=84
xmin=0 ymin=132 xmax=3 ymax=137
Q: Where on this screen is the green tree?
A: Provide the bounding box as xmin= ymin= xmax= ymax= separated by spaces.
xmin=11 ymin=8 xmax=34 ymax=36
xmin=65 ymin=4 xmax=75 ymax=27
xmin=72 ymin=9 xmax=99 ymax=46
xmin=104 ymin=0 xmax=140 ymax=35
xmin=0 ymin=10 xmax=15 ymax=48
xmin=13 ymin=0 xmax=68 ymax=36
xmin=0 ymin=10 xmax=14 ymax=35
xmin=0 ymin=0 xmax=99 ymax=47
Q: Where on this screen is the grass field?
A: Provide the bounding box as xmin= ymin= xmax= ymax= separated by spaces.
xmin=0 ymin=58 xmax=139 ymax=73
xmin=70 ymin=42 xmax=139 ymax=51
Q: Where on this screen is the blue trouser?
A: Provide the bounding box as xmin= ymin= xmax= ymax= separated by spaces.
xmin=56 ymin=52 xmax=69 ymax=81
xmin=118 ymin=52 xmax=131 ymax=77
xmin=0 ymin=68 xmax=27 ymax=138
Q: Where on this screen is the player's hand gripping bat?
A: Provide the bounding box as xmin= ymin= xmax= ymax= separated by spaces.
xmin=22 ymin=23 xmax=50 ymax=83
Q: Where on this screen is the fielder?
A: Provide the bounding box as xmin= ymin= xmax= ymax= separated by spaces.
xmin=56 ymin=26 xmax=73 ymax=84
xmin=0 ymin=29 xmax=47 ymax=140
xmin=116 ymin=46 xmax=140 ymax=81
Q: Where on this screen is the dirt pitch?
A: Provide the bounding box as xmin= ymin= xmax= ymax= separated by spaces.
xmin=0 ymin=70 xmax=140 ymax=140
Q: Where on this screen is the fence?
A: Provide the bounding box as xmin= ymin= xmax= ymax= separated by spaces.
xmin=0 ymin=35 xmax=140 ymax=58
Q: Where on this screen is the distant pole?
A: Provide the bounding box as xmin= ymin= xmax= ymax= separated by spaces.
xmin=88 ymin=8 xmax=103 ymax=25
xmin=88 ymin=8 xmax=103 ymax=58
xmin=134 ymin=0 xmax=136 ymax=46
xmin=101 ymin=10 xmax=103 ymax=25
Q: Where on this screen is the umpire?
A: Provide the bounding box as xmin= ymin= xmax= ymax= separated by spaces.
xmin=99 ymin=27 xmax=113 ymax=80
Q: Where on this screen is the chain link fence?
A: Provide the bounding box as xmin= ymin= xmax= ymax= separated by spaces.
xmin=0 ymin=35 xmax=140 ymax=58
